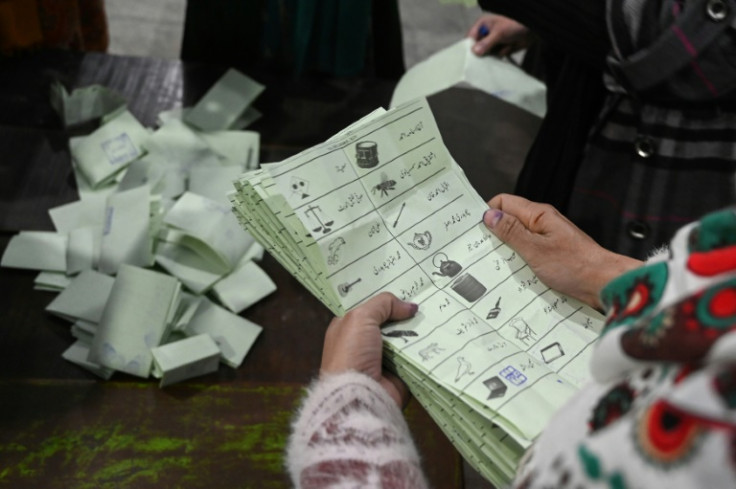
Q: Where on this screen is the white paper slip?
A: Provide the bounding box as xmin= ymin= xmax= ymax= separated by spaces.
xmin=99 ymin=186 xmax=153 ymax=274
xmin=156 ymin=106 xmax=189 ymax=126
xmin=229 ymin=106 xmax=262 ymax=131
xmin=184 ymin=68 xmax=265 ymax=131
xmin=163 ymin=192 xmax=255 ymax=273
xmin=62 ymin=340 xmax=115 ymax=380
xmin=73 ymin=319 xmax=97 ymax=335
xmin=184 ymin=298 xmax=262 ymax=368
xmin=50 ymin=81 xmax=127 ymax=127
xmin=199 ymin=130 xmax=260 ymax=169
xmin=117 ymin=154 xmax=167 ymax=193
xmin=48 ymin=195 xmax=107 ymax=233
xmin=151 ymin=334 xmax=221 ymax=387
xmin=71 ymin=323 xmax=95 ymax=343
xmin=69 ymin=138 xmax=120 ymax=202
xmin=155 ymin=240 xmax=225 ymax=294
xmin=70 ymin=109 xmax=149 ymax=188
xmin=67 ymin=226 xmax=96 ymax=275
xmin=143 ymin=118 xmax=221 ymax=171
xmin=1 ymin=231 xmax=67 ymax=272
xmin=390 ymin=38 xmax=546 ymax=117
xmin=212 ymin=260 xmax=276 ymax=314
xmin=89 ymin=265 xmax=182 ymax=378
xmin=170 ymin=292 xmax=204 ymax=332
xmin=46 ymin=269 xmax=115 ymax=324
xmin=35 ymin=271 xmax=73 ymax=291
xmin=188 ymin=165 xmax=244 ymax=205
xmin=241 ymin=242 xmax=265 ymax=262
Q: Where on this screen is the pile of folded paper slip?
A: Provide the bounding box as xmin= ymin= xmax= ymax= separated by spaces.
xmin=0 ymin=69 xmax=276 ymax=387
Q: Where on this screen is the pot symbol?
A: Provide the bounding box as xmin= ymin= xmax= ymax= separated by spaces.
xmin=432 ymin=252 xmax=462 ymax=277
xmin=407 ymin=231 xmax=432 ymax=250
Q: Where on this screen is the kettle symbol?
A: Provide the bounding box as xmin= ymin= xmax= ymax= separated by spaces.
xmin=432 ymin=252 xmax=462 ymax=277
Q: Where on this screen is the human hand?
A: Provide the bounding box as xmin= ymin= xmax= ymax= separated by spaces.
xmin=321 ymin=292 xmax=418 ymax=407
xmin=483 ymin=194 xmax=643 ymax=310
xmin=467 ymin=13 xmax=532 ymax=57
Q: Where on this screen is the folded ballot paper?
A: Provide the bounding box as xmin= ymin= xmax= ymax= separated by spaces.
xmin=1 ymin=68 xmax=272 ymax=387
xmin=229 ymin=98 xmax=605 ymax=487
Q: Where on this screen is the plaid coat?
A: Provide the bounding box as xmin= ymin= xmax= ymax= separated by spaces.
xmin=480 ymin=0 xmax=736 ymax=260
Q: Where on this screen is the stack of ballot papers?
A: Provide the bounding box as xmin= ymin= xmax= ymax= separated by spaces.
xmin=1 ymin=69 xmax=273 ymax=387
xmin=229 ymin=98 xmax=606 ymax=487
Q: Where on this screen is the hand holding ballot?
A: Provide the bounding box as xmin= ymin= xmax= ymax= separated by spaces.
xmin=483 ymin=194 xmax=643 ymax=310
xmin=321 ymin=292 xmax=418 ymax=408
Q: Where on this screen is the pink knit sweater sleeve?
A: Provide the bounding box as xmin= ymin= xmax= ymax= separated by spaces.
xmin=286 ymin=371 xmax=429 ymax=489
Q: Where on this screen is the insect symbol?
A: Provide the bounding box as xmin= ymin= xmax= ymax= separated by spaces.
xmin=372 ymin=172 xmax=396 ymax=198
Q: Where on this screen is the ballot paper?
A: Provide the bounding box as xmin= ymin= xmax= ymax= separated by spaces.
xmin=199 ymin=130 xmax=260 ymax=169
xmin=229 ymin=98 xmax=604 ymax=487
xmin=211 ymin=260 xmax=277 ymax=313
xmin=67 ymin=226 xmax=96 ymax=274
xmin=49 ymin=195 xmax=107 ymax=233
xmin=70 ymin=110 xmax=149 ymax=188
xmin=184 ymin=68 xmax=265 ymax=132
xmin=164 ymin=192 xmax=255 ymax=273
xmin=46 ymin=270 xmax=115 ymax=324
xmin=151 ymin=334 xmax=221 ymax=387
xmin=98 ymin=186 xmax=154 ymax=274
xmin=62 ymin=340 xmax=115 ymax=380
xmin=34 ymin=271 xmax=73 ymax=292
xmin=184 ymin=298 xmax=262 ymax=368
xmin=89 ymin=265 xmax=181 ymax=378
xmin=390 ymin=38 xmax=546 ymax=118
xmin=2 ymin=77 xmax=270 ymax=387
xmin=1 ymin=231 xmax=67 ymax=272
xmin=50 ymin=81 xmax=127 ymax=127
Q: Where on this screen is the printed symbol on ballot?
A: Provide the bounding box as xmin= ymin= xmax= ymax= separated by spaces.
xmin=500 ymin=365 xmax=527 ymax=386
xmin=508 ymin=317 xmax=536 ymax=346
xmin=486 ymin=297 xmax=502 ymax=319
xmin=102 ymin=133 xmax=139 ymax=166
xmin=337 ymin=278 xmax=361 ymax=297
xmin=327 ymin=237 xmax=346 ymax=265
xmin=541 ymin=342 xmax=565 ymax=364
xmin=381 ymin=330 xmax=419 ymax=344
xmin=454 ymin=356 xmax=475 ymax=383
xmin=418 ymin=342 xmax=445 ymax=362
xmin=304 ymin=205 xmax=334 ymax=235
xmin=355 ymin=140 xmax=379 ymax=168
xmin=407 ymin=231 xmax=432 ymax=250
xmin=372 ymin=172 xmax=396 ymax=198
xmin=483 ymin=376 xmax=508 ymax=400
xmin=290 ymin=176 xmax=310 ymax=199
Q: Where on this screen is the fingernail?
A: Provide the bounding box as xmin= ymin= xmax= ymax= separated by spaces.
xmin=408 ymin=303 xmax=419 ymax=315
xmin=483 ymin=209 xmax=503 ymax=228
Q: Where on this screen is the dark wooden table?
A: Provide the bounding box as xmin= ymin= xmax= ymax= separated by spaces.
xmin=0 ymin=49 xmax=539 ymax=488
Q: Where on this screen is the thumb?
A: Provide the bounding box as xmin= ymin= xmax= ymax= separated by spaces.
xmin=483 ymin=208 xmax=534 ymax=251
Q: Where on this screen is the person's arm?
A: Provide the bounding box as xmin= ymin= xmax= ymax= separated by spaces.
xmin=483 ymin=194 xmax=643 ymax=310
xmin=478 ymin=0 xmax=610 ymax=69
xmin=286 ymin=293 xmax=429 ymax=489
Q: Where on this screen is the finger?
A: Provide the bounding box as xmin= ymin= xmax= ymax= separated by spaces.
xmin=355 ymin=292 xmax=418 ymax=327
xmin=466 ymin=18 xmax=485 ymax=38
xmin=487 ymin=193 xmax=552 ymax=231
xmin=482 ymin=200 xmax=542 ymax=257
xmin=472 ymin=29 xmax=505 ymax=56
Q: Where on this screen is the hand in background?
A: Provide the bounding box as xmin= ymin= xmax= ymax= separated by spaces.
xmin=321 ymin=292 xmax=418 ymax=407
xmin=483 ymin=194 xmax=643 ymax=310
xmin=467 ymin=13 xmax=532 ymax=57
